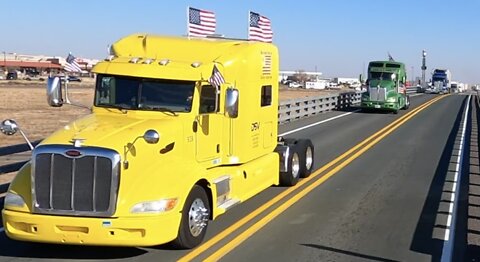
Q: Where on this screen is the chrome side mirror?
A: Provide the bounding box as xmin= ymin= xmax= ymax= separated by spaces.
xmin=0 ymin=119 xmax=19 ymax=135
xmin=225 ymin=88 xmax=239 ymax=118
xmin=47 ymin=76 xmax=63 ymax=107
xmin=143 ymin=129 xmax=160 ymax=144
xmin=0 ymin=119 xmax=34 ymax=150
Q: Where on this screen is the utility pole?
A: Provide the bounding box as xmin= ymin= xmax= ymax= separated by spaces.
xmin=411 ymin=66 xmax=414 ymax=84
xmin=2 ymin=51 xmax=5 ymax=74
xmin=421 ymin=50 xmax=427 ymax=88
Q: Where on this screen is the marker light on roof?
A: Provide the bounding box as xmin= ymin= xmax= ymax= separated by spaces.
xmin=191 ymin=62 xmax=202 ymax=68
xmin=129 ymin=57 xmax=141 ymax=63
xmin=105 ymin=55 xmax=116 ymax=61
xmin=143 ymin=58 xmax=154 ymax=64
xmin=158 ymin=59 xmax=170 ymax=66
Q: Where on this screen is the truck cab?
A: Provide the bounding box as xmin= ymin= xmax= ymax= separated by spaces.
xmin=361 ymin=61 xmax=410 ymax=113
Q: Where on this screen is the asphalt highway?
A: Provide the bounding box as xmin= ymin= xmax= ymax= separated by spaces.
xmin=0 ymin=93 xmax=477 ymax=261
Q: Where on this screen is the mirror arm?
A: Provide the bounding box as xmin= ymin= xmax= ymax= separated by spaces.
xmin=67 ymin=102 xmax=91 ymax=110
xmin=19 ymin=129 xmax=34 ymax=150
xmin=63 ymin=81 xmax=91 ymax=110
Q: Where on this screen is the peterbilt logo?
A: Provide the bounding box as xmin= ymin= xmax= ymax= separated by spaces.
xmin=65 ymin=150 xmax=82 ymax=157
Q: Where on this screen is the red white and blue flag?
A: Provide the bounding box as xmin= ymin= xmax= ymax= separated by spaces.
xmin=188 ymin=7 xmax=216 ymax=37
xmin=65 ymin=53 xmax=82 ymax=72
xmin=249 ymin=11 xmax=273 ymax=43
xmin=209 ymin=65 xmax=225 ymax=88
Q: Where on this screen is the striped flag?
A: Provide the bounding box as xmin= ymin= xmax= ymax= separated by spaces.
xmin=65 ymin=53 xmax=82 ymax=72
xmin=262 ymin=53 xmax=272 ymax=75
xmin=188 ymin=7 xmax=216 ymax=37
xmin=249 ymin=11 xmax=273 ymax=43
xmin=209 ymin=65 xmax=225 ymax=88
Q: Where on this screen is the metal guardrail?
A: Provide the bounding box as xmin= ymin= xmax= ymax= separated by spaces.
xmin=0 ymin=140 xmax=40 ymax=194
xmin=279 ymin=91 xmax=362 ymax=123
xmin=406 ymin=86 xmax=419 ymax=94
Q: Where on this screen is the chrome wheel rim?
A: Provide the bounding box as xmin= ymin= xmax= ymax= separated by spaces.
xmin=292 ymin=153 xmax=300 ymax=178
xmin=188 ymin=198 xmax=209 ymax=237
xmin=305 ymin=146 xmax=313 ymax=171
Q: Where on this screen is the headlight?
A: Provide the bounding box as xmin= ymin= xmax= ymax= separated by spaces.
xmin=387 ymin=97 xmax=397 ymax=102
xmin=4 ymin=192 xmax=26 ymax=208
xmin=130 ymin=198 xmax=178 ymax=214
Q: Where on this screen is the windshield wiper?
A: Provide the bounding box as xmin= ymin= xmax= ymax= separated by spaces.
xmin=139 ymin=105 xmax=178 ymax=116
xmin=104 ymin=104 xmax=131 ymax=114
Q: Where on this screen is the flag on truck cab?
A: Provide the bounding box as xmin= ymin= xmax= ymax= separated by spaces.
xmin=388 ymin=52 xmax=395 ymax=62
xmin=65 ymin=53 xmax=82 ymax=72
xmin=249 ymin=11 xmax=273 ymax=43
xmin=209 ymin=65 xmax=225 ymax=88
xmin=188 ymin=7 xmax=216 ymax=37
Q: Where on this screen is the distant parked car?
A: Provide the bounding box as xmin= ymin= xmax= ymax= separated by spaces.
xmin=60 ymin=76 xmax=82 ymax=82
xmin=67 ymin=76 xmax=82 ymax=82
xmin=289 ymin=82 xmax=303 ymax=88
xmin=6 ymin=72 xmax=17 ymax=80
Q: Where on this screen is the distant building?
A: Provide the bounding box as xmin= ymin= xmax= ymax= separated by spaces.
xmin=279 ymin=70 xmax=323 ymax=82
xmin=0 ymin=52 xmax=98 ymax=78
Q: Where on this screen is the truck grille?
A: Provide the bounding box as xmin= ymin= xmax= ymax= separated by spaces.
xmin=32 ymin=145 xmax=121 ymax=217
xmin=369 ymin=87 xmax=387 ymax=102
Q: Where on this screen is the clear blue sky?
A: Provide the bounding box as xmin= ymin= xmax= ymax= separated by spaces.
xmin=3 ymin=0 xmax=480 ymax=83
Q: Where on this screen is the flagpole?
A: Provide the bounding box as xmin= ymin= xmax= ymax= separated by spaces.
xmin=186 ymin=6 xmax=189 ymax=37
xmin=247 ymin=10 xmax=250 ymax=40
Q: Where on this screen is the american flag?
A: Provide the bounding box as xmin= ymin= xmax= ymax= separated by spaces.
xmin=64 ymin=53 xmax=82 ymax=72
xmin=188 ymin=7 xmax=216 ymax=37
xmin=209 ymin=65 xmax=225 ymax=88
xmin=262 ymin=53 xmax=272 ymax=75
xmin=249 ymin=11 xmax=273 ymax=43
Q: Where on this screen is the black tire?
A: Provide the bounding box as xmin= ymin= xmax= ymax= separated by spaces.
xmin=172 ymin=185 xmax=210 ymax=249
xmin=403 ymin=95 xmax=410 ymax=110
xmin=297 ymin=139 xmax=314 ymax=178
xmin=280 ymin=146 xmax=301 ymax=186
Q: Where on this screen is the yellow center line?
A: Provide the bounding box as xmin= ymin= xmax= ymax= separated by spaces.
xmin=179 ymin=95 xmax=446 ymax=262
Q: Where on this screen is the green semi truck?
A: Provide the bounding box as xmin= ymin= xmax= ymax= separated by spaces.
xmin=361 ymin=61 xmax=410 ymax=113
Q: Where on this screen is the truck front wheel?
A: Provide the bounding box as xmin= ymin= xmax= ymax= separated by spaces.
xmin=403 ymin=96 xmax=410 ymax=110
xmin=173 ymin=185 xmax=210 ymax=249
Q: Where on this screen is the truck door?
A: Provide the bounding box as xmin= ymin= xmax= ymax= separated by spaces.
xmin=195 ymin=85 xmax=223 ymax=163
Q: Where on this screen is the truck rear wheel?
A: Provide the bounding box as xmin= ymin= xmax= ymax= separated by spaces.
xmin=173 ymin=185 xmax=210 ymax=249
xmin=297 ymin=139 xmax=314 ymax=178
xmin=280 ymin=146 xmax=301 ymax=186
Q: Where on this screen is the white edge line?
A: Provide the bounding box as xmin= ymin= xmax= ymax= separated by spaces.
xmin=279 ymin=109 xmax=361 ymax=136
xmin=441 ymin=95 xmax=471 ymax=259
xmin=409 ymin=93 xmax=424 ymax=97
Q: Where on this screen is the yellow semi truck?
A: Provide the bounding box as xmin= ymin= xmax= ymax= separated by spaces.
xmin=0 ymin=34 xmax=314 ymax=248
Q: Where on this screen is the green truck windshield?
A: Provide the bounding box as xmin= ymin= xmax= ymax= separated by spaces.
xmin=370 ymin=72 xmax=395 ymax=81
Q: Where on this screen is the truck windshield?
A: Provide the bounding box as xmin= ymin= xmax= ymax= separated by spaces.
xmin=432 ymin=76 xmax=445 ymax=82
xmin=370 ymin=72 xmax=394 ymax=81
xmin=94 ymin=74 xmax=195 ymax=113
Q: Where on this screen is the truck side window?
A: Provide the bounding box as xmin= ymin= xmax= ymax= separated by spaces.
xmin=199 ymin=85 xmax=218 ymax=114
xmin=261 ymin=85 xmax=272 ymax=107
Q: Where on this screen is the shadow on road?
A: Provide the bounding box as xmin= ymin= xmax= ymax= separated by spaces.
xmin=0 ymin=233 xmax=148 ymax=259
xmin=409 ymin=96 xmax=467 ymax=261
xmin=301 ymin=243 xmax=399 ymax=262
